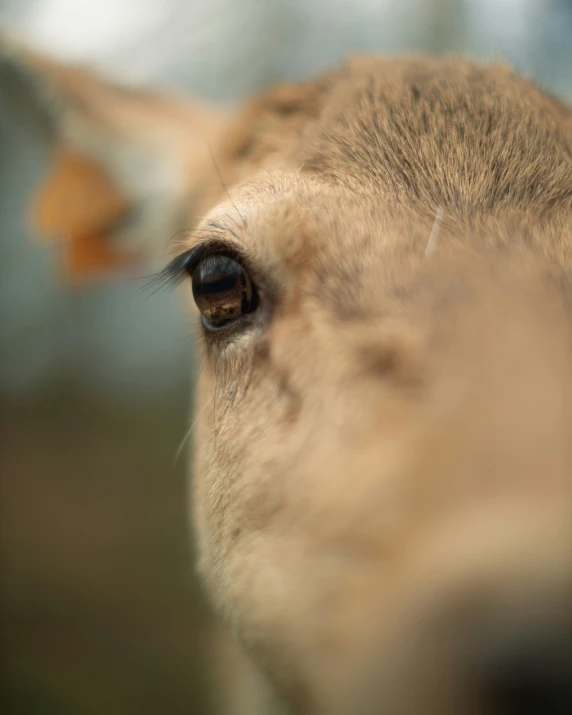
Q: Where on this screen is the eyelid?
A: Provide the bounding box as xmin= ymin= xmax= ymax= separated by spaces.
xmin=161 ymin=238 xmax=246 ymax=286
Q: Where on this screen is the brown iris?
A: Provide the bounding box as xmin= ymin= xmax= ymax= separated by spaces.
xmin=191 ymin=254 xmax=258 ymax=328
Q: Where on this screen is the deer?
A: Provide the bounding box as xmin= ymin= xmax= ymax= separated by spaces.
xmin=2 ymin=33 xmax=572 ymax=715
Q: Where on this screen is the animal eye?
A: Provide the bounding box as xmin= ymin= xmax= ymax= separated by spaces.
xmin=191 ymin=254 xmax=258 ymax=329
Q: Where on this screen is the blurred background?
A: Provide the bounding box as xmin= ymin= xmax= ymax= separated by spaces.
xmin=1 ymin=1 xmax=571 ymax=713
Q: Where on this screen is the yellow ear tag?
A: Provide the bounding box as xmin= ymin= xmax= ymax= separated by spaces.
xmin=32 ymin=147 xmax=140 ymax=284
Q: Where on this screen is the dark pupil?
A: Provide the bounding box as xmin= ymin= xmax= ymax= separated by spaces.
xmin=192 ymin=255 xmax=257 ymax=327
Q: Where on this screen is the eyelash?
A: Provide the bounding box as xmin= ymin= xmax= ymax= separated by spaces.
xmin=144 ymin=238 xmax=245 ymax=295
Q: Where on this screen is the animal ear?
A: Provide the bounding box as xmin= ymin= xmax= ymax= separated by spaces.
xmin=0 ymin=32 xmax=228 ymax=283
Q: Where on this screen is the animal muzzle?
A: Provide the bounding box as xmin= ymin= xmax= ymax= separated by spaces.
xmin=337 ymin=503 xmax=572 ymax=715
xmin=476 ymin=620 xmax=572 ymax=715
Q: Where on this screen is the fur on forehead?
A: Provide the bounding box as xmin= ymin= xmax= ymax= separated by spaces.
xmin=196 ymin=171 xmax=429 ymax=291
xmin=222 ymin=55 xmax=572 ymax=216
xmin=295 ymin=56 xmax=572 ymax=212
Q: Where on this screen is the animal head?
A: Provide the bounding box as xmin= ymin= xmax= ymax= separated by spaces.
xmin=3 ymin=35 xmax=572 ymax=715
